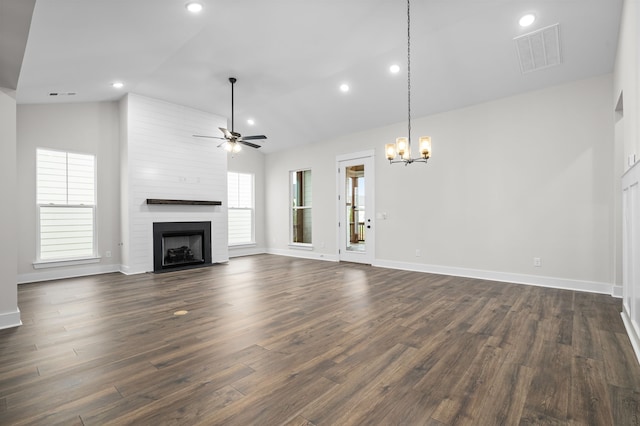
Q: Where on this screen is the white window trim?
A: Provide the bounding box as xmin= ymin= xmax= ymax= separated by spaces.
xmin=289 ymin=168 xmax=312 ymax=246
xmin=33 ymin=256 xmax=101 ymax=269
xmin=229 ymin=242 xmax=257 ymax=249
xmin=36 ymin=148 xmax=98 ymax=262
xmin=288 ymin=242 xmax=314 ymax=250
xmin=228 ymin=171 xmax=255 ymax=246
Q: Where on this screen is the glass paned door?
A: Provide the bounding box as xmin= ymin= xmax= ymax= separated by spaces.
xmin=338 ymin=155 xmax=374 ymax=264
xmin=346 ymin=165 xmax=366 ymax=252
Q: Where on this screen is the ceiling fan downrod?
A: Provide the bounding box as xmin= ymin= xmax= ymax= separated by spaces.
xmin=229 ymin=77 xmax=236 ymax=134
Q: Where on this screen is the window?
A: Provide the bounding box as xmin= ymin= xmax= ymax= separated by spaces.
xmin=36 ymin=149 xmax=96 ymax=261
xmin=227 ymin=172 xmax=254 ymax=245
xmin=291 ymin=169 xmax=312 ymax=245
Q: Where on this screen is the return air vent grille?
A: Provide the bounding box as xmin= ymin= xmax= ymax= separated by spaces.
xmin=514 ymin=24 xmax=561 ymax=74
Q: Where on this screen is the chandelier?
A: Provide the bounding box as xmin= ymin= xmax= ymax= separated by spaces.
xmin=385 ymin=0 xmax=432 ymax=165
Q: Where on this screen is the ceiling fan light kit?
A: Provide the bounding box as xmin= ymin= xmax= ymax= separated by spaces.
xmin=225 ymin=141 xmax=242 ymax=153
xmin=386 ymin=0 xmax=432 ymax=166
xmin=193 ymin=77 xmax=267 ymax=155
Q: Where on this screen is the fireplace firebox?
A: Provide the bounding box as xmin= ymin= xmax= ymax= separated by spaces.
xmin=153 ymin=221 xmax=212 ymax=272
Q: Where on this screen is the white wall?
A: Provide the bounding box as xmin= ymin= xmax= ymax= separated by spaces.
xmin=616 ymin=0 xmax=640 ymax=362
xmin=228 ymin=147 xmax=267 ymax=257
xmin=614 ymin=0 xmax=639 ymax=170
xmin=16 ymin=102 xmax=121 ymax=283
xmin=120 ymin=94 xmax=228 ymax=274
xmin=0 ymin=89 xmax=21 ymax=329
xmin=265 ymin=74 xmax=615 ymax=294
xmin=613 ymin=0 xmax=640 ymax=295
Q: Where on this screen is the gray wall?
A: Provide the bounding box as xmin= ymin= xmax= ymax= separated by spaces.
xmin=14 ymin=74 xmax=618 ymax=295
xmin=614 ymin=0 xmax=640 ymax=170
xmin=0 ymin=89 xmax=20 ymax=329
xmin=265 ymin=74 xmax=615 ymax=293
xmin=612 ymin=0 xmax=640 ymax=294
xmin=17 ymin=102 xmax=121 ymax=282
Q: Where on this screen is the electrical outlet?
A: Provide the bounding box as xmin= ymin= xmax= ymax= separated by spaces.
xmin=415 ymin=249 xmax=421 ymax=257
xmin=533 ymin=257 xmax=541 ymax=267
xmin=106 ymin=250 xmax=112 ymax=258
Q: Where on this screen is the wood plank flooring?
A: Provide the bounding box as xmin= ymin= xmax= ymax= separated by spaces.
xmin=1 ymin=254 xmax=639 ymax=425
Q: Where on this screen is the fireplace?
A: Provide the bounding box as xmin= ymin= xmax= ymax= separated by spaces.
xmin=153 ymin=221 xmax=212 ymax=272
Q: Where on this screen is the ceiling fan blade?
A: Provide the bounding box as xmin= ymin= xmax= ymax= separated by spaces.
xmin=238 ymin=141 xmax=262 ymax=149
xmin=219 ymin=127 xmax=233 ymax=139
xmin=193 ymin=134 xmax=225 ymax=140
xmin=241 ymin=135 xmax=267 ymax=141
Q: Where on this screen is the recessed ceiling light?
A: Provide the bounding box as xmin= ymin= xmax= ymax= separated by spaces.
xmin=247 ymin=119 xmax=255 ymax=126
xmin=186 ymin=2 xmax=203 ymax=13
xmin=519 ymin=14 xmax=535 ymax=27
xmin=112 ymin=82 xmax=124 ymax=89
xmin=340 ymin=83 xmax=350 ymax=92
xmin=390 ymin=64 xmax=400 ymax=74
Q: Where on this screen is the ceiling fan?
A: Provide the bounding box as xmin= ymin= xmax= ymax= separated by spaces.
xmin=193 ymin=77 xmax=267 ymax=152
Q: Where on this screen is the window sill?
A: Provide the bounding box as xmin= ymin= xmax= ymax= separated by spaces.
xmin=33 ymin=257 xmax=101 ymax=269
xmin=288 ymin=243 xmax=314 ymax=251
xmin=229 ymin=243 xmax=257 ymax=249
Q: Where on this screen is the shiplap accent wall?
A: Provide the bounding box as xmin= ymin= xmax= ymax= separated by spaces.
xmin=121 ymin=94 xmax=228 ymax=274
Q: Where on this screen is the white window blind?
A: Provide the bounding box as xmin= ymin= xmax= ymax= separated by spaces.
xmin=228 ymin=172 xmax=254 ymax=245
xmin=37 ymin=149 xmax=96 ymax=261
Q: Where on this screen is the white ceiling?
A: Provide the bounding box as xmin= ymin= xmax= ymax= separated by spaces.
xmin=14 ymin=0 xmax=622 ymax=153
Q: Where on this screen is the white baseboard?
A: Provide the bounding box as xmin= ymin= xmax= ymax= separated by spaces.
xmin=0 ymin=308 xmax=22 ymax=330
xmin=622 ymin=308 xmax=640 ymax=366
xmin=18 ymin=264 xmax=121 ymax=284
xmin=612 ymin=284 xmax=623 ymax=298
xmin=372 ymin=259 xmax=613 ymax=295
xmin=119 ymin=264 xmax=134 ymax=275
xmin=267 ymin=248 xmax=338 ymax=262
xmin=261 ymin=254 xmax=613 ymax=294
xmin=17 ymin=252 xmax=616 ymax=297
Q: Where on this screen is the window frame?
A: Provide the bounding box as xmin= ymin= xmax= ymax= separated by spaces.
xmin=227 ymin=171 xmax=255 ymax=247
xmin=35 ymin=148 xmax=98 ymax=265
xmin=289 ymin=168 xmax=312 ymax=248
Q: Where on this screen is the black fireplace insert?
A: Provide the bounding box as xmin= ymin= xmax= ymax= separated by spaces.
xmin=153 ymin=221 xmax=212 ymax=272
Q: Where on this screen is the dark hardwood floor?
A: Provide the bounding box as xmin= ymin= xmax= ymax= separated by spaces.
xmin=1 ymin=254 xmax=639 ymax=425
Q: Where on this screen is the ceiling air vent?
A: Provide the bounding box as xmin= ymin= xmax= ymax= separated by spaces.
xmin=49 ymin=92 xmax=76 ymax=97
xmin=514 ymin=23 xmax=561 ymax=74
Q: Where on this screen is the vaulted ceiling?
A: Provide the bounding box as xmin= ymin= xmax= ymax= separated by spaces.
xmin=8 ymin=0 xmax=623 ymax=153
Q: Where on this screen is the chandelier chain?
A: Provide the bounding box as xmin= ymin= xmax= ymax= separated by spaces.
xmin=385 ymin=0 xmax=430 ymax=165
xmin=407 ymin=0 xmax=411 ymax=146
